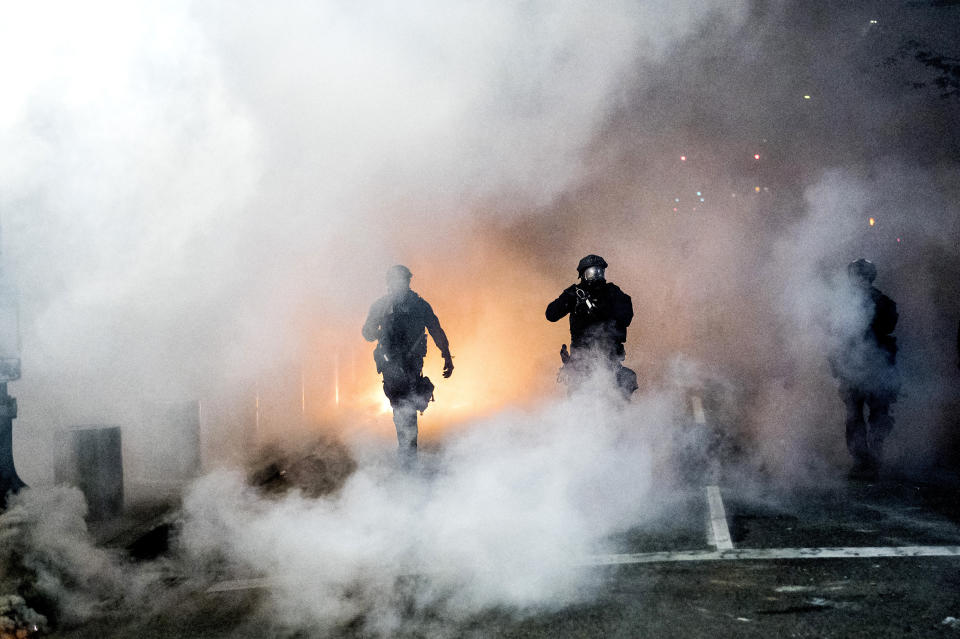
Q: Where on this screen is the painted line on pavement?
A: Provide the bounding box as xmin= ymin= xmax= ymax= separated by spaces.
xmin=586 ymin=545 xmax=960 ymax=566
xmin=691 ymin=395 xmax=706 ymax=424
xmin=706 ymin=485 xmax=734 ymax=550
xmin=207 ymin=577 xmax=274 ymax=592
xmin=207 ymin=546 xmax=960 ymax=592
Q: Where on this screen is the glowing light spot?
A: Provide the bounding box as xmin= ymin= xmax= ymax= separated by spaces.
xmin=870 ymin=19 xmax=878 ymax=24
xmin=754 ymin=154 xmax=761 ymax=160
xmin=675 ymin=198 xmax=680 ymax=202
xmin=673 ymin=207 xmax=678 ymax=212
xmin=700 ymin=198 xmax=705 ymax=202
xmin=897 ymin=237 xmax=901 ymax=243
xmin=803 ymin=95 xmax=811 ymax=100
xmin=754 ymin=186 xmax=761 ymax=192
xmin=680 ymin=155 xmax=687 ymax=161
xmin=696 ymin=191 xmax=702 ymax=196
xmin=869 ymin=217 xmax=876 ymax=226
xmin=379 ymin=392 xmax=392 ymax=414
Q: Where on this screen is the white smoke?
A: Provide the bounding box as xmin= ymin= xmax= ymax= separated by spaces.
xmin=2 ymin=0 xmax=959 ymax=634
xmin=0 ymin=487 xmax=138 ymax=625
xmin=180 ymin=385 xmax=680 ymax=635
xmin=0 ymin=0 xmax=750 ymax=482
xmin=743 ymin=161 xmax=960 ymax=480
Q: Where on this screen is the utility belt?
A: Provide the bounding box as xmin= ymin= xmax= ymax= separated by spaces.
xmin=557 ymin=342 xmax=637 ymax=397
xmin=374 ymin=332 xmax=433 ymax=412
xmin=376 ymin=351 xmax=435 ymax=414
xmin=373 ymin=332 xmax=427 ymax=373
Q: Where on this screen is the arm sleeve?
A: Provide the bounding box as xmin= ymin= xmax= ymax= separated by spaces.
xmin=614 ymin=290 xmax=634 ymax=329
xmin=546 ymin=287 xmax=576 ymax=322
xmin=872 ymin=295 xmax=898 ymax=336
xmin=361 ymin=300 xmax=383 ymax=342
xmin=605 ymin=287 xmax=633 ymax=344
xmin=423 ymin=301 xmax=451 ymax=358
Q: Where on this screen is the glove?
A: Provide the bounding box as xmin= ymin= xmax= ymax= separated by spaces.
xmin=573 ymin=287 xmax=598 ymax=313
xmin=442 ymin=354 xmax=454 ymax=378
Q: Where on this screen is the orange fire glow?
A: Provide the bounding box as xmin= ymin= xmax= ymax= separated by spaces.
xmin=218 ymin=210 xmax=710 ymax=451
xmin=264 ymin=248 xmax=568 ymax=444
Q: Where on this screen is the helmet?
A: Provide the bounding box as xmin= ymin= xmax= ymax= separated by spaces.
xmin=576 ymin=254 xmax=608 ymax=277
xmin=386 ymin=264 xmax=413 ymax=289
xmin=386 ymin=264 xmax=412 ymax=281
xmin=847 ymin=258 xmax=877 ymax=284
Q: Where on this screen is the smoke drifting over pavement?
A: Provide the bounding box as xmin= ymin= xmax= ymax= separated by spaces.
xmin=182 ymin=386 xmax=677 ymax=635
xmin=1 ymin=0 xmax=959 ymax=634
xmin=0 ymin=486 xmax=143 ymax=627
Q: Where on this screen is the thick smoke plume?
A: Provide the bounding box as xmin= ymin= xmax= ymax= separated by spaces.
xmin=3 ymin=1 xmax=955 ymax=478
xmin=1 ymin=0 xmax=959 ymax=634
xmin=0 ymin=486 xmax=143 ymax=626
xmin=181 ymin=386 xmax=678 ymax=635
xmin=1 ymin=0 xmax=751 ymax=475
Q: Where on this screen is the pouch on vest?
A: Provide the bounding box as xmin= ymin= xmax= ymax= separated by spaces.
xmin=414 ymin=376 xmax=434 ymax=413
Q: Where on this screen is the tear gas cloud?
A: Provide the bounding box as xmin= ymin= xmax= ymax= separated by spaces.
xmin=0 ymin=0 xmax=758 ymax=470
xmin=1 ymin=0 xmax=960 ymax=633
xmin=0 ymin=486 xmax=152 ymax=628
xmin=180 ymin=387 xmax=678 ymax=635
xmin=4 ymin=1 xmax=955 ymax=474
xmin=1 ymin=382 xmax=685 ymax=636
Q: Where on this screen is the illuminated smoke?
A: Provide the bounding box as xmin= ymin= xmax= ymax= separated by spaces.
xmin=0 ymin=0 xmax=753 ymax=472
xmin=180 ymin=382 xmax=680 ymax=635
xmin=0 ymin=0 xmax=958 ymax=634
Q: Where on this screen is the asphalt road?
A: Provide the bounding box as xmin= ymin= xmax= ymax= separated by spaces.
xmin=468 ymin=478 xmax=960 ymax=639
xmin=48 ymin=392 xmax=960 ymax=639
xmin=48 ymin=471 xmax=960 ymax=639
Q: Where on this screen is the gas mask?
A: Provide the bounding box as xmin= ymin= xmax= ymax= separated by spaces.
xmin=582 ymin=266 xmax=605 ymax=283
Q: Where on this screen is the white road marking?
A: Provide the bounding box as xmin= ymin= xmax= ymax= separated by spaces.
xmin=706 ymin=485 xmax=734 ymax=550
xmin=207 ymin=545 xmax=960 ymax=592
xmin=207 ymin=577 xmax=274 ymax=592
xmin=585 ymin=545 xmax=960 ymax=566
xmin=691 ymin=395 xmax=706 ymax=424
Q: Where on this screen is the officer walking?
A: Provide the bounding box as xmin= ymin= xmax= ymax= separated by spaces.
xmin=828 ymin=258 xmax=899 ymax=479
xmin=363 ymin=265 xmax=454 ymax=463
xmin=546 ymin=254 xmax=637 ymax=397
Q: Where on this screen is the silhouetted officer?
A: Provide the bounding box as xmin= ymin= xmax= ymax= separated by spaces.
xmin=363 ymin=265 xmax=453 ymax=463
xmin=829 ymin=259 xmax=899 ymax=479
xmin=546 ymin=254 xmax=637 ymax=397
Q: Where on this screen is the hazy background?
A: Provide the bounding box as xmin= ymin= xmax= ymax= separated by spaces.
xmin=1 ymin=0 xmax=959 ymax=635
xmin=2 ymin=0 xmax=956 ymax=481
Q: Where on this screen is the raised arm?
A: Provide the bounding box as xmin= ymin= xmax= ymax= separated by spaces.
xmin=546 ymin=286 xmax=577 ymax=322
